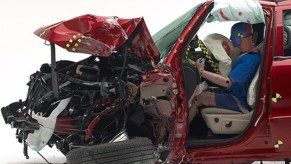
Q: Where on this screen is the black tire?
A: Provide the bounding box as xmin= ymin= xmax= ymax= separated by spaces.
xmin=66 ymin=138 xmax=158 ymax=164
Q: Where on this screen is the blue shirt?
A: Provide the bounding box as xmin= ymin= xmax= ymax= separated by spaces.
xmin=228 ymin=52 xmax=261 ymax=110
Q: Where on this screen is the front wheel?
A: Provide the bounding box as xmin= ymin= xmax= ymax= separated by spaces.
xmin=66 ymin=137 xmax=158 ymax=164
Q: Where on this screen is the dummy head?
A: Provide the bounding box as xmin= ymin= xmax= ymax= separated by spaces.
xmin=230 ymin=22 xmax=253 ymax=47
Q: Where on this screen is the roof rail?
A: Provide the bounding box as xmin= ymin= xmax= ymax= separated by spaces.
xmin=263 ymin=0 xmax=288 ymax=2
xmin=273 ymin=0 xmax=287 ymax=2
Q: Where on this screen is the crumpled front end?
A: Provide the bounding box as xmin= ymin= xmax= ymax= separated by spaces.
xmin=1 ymin=13 xmax=171 ymax=161
xmin=34 ymin=14 xmax=160 ymax=61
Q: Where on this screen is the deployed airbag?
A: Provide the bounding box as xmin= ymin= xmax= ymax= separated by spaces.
xmin=210 ymin=0 xmax=265 ymax=24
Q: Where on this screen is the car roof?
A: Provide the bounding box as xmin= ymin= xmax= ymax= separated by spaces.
xmin=260 ymin=0 xmax=291 ymax=6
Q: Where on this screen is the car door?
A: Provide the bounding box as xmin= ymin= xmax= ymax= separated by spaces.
xmin=269 ymin=57 xmax=291 ymax=151
xmin=269 ymin=7 xmax=291 ymax=151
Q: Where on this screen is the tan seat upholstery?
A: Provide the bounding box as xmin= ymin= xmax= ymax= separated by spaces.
xmin=201 ymin=69 xmax=259 ymax=134
xmin=201 ymin=108 xmax=254 ymax=134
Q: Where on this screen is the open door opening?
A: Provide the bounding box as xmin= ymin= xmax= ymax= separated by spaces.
xmin=183 ymin=0 xmax=266 ymax=147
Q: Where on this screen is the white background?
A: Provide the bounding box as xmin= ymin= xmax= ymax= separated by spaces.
xmin=0 ymin=0 xmax=284 ymax=163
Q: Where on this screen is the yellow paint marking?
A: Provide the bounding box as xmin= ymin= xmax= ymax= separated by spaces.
xmin=274 ymin=140 xmax=283 ymax=148
xmin=272 ymin=93 xmax=282 ymax=103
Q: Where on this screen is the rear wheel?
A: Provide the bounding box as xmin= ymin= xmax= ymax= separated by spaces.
xmin=66 ymin=137 xmax=158 ymax=164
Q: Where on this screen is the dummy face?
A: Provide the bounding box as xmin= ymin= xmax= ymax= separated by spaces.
xmin=241 ymin=36 xmax=254 ymax=47
xmin=222 ymin=40 xmax=231 ymax=56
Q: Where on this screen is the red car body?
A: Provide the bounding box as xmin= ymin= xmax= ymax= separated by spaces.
xmin=3 ymin=0 xmax=291 ymax=163
xmin=35 ymin=15 xmax=160 ymax=61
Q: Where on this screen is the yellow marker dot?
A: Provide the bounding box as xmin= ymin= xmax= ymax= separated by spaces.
xmin=66 ymin=44 xmax=70 ymax=48
xmin=72 ymin=48 xmax=76 ymax=51
xmin=69 ymin=39 xmax=73 ymax=43
xmin=272 ymin=98 xmax=277 ymax=103
xmin=78 ymin=39 xmax=82 ymax=42
xmin=274 ymin=140 xmax=283 ymax=148
xmin=74 ymin=43 xmax=78 ymax=47
xmin=73 ymin=35 xmax=76 ymax=39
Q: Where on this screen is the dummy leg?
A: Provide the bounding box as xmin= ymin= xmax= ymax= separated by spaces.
xmin=188 ymin=91 xmax=216 ymax=122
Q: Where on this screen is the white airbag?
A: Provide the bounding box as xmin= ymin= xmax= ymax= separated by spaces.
xmin=211 ymin=0 xmax=265 ymax=24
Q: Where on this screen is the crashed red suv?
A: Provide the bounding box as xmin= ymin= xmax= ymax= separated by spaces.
xmin=2 ymin=0 xmax=291 ymax=163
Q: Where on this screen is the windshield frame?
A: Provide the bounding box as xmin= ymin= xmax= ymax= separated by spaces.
xmin=152 ymin=2 xmax=206 ymax=61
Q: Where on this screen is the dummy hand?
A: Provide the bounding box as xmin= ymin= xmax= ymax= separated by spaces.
xmin=196 ymin=58 xmax=205 ymax=72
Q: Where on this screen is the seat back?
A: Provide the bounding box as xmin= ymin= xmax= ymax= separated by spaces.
xmin=247 ymin=67 xmax=260 ymax=109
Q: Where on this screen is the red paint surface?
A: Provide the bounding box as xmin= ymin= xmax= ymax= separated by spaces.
xmin=35 ymin=14 xmax=160 ymax=61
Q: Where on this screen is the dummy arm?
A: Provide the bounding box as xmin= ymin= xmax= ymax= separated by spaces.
xmin=199 ymin=69 xmax=232 ymax=89
xmin=196 ymin=58 xmax=233 ymax=89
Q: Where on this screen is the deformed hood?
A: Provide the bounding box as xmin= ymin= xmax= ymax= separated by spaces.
xmin=34 ymin=14 xmax=160 ymax=61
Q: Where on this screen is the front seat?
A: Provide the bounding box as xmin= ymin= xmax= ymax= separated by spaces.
xmin=201 ymin=67 xmax=259 ymax=134
xmin=200 ymin=33 xmax=262 ymax=135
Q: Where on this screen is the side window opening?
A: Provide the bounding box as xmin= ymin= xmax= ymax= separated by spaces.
xmin=283 ymin=10 xmax=291 ymax=56
xmin=252 ymin=23 xmax=265 ymax=46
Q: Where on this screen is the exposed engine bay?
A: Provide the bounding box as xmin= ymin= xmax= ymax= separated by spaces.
xmin=1 ymin=47 xmax=175 ymax=157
